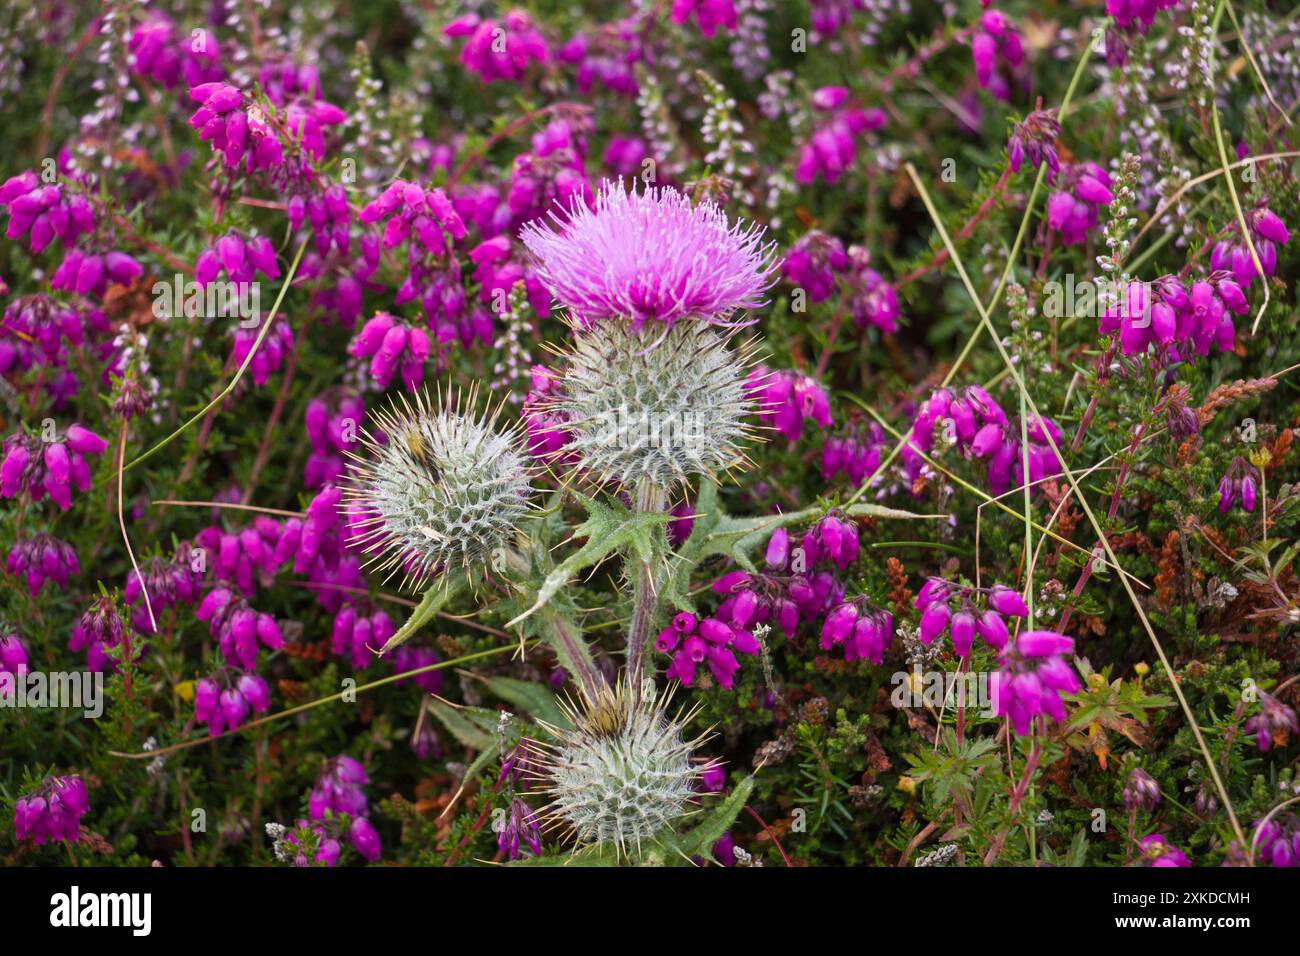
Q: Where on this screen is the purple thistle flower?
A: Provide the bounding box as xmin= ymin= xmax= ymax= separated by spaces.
xmin=519 ymin=180 xmax=777 ymax=331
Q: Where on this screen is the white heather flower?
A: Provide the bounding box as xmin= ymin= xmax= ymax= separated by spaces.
xmin=346 ymin=387 xmax=534 ymax=590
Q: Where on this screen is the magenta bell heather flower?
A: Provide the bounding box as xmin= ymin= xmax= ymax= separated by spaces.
xmin=1108 ymin=0 xmax=1181 ymax=32
xmin=1008 ymin=109 xmax=1062 ymax=176
xmin=1101 ymin=273 xmax=1246 ymax=358
xmin=7 ymin=534 xmax=79 ymax=597
xmin=843 ymin=246 xmax=900 ymax=334
xmin=1245 ymin=691 xmax=1299 ymax=752
xmin=360 ymin=179 xmax=466 ymax=256
xmin=350 ymin=312 xmax=431 ymax=391
xmin=604 ymin=135 xmax=650 ymax=176
xmin=971 ymin=9 xmax=1025 ymax=98
xmin=904 ymin=385 xmax=1063 ymax=497
xmin=332 ymin=603 xmax=397 ymax=670
xmin=1 ymin=424 xmax=108 ymax=510
xmin=0 ymin=172 xmax=96 ymax=253
xmin=1137 ymin=833 xmax=1190 ymax=867
xmin=305 ymin=390 xmax=365 ymax=489
xmin=672 ymin=0 xmax=738 ymax=36
xmin=507 ymin=118 xmax=593 ymax=227
xmin=469 ymin=237 xmax=554 ymax=319
xmin=783 ymin=231 xmax=849 ymax=303
xmin=390 ymin=643 xmax=444 ymax=693
xmin=444 ymin=10 xmax=550 ymax=83
xmin=231 ymin=314 xmax=294 ymax=388
xmin=1123 ymin=767 xmax=1161 ymax=812
xmin=1211 ymin=205 xmax=1290 ymax=289
xmin=823 ymin=421 xmax=889 ymax=487
xmin=196 ymin=232 xmax=280 ymax=287
xmin=194 ymin=670 xmax=271 ymax=736
xmin=310 ymin=756 xmax=371 ymax=819
xmin=820 ymin=599 xmax=894 ymax=664
xmin=69 ymin=596 xmax=133 ymax=672
xmin=994 ymin=630 xmax=1081 ymax=736
xmin=1045 ymin=162 xmax=1113 ymax=246
xmin=520 ymin=179 xmax=777 ymax=331
xmin=281 ymin=819 xmax=341 ymax=867
xmin=695 ymin=525 xmax=857 ymax=650
xmin=15 ymin=776 xmax=89 ymax=846
xmin=1217 ymin=457 xmax=1260 ymax=514
xmin=128 ymin=14 xmax=222 ymax=90
xmin=558 ymin=20 xmax=644 ymax=97
xmin=747 ymin=366 xmax=833 ymax=443
xmin=1246 ymin=814 xmax=1300 ymax=867
xmin=0 ymin=629 xmax=29 ymax=678
xmin=661 ymin=608 xmax=762 ymax=689
xmin=194 ymin=518 xmax=284 ymax=595
xmin=51 ymin=248 xmax=143 ymax=300
xmin=795 ymin=89 xmax=887 ymax=185
xmin=125 ymin=544 xmax=202 ymax=633
xmin=2 ymin=295 xmax=83 ymax=364
xmin=521 ymin=364 xmax=575 ymax=460
xmin=195 ymin=588 xmax=283 ymax=669
xmin=288 ymin=183 xmax=353 ymax=258
xmin=915 ymin=578 xmax=1026 ymax=655
xmin=349 ymin=816 xmax=382 ymax=862
xmin=188 ymin=82 xmax=284 ymax=171
xmin=498 ymin=797 xmax=543 ymax=860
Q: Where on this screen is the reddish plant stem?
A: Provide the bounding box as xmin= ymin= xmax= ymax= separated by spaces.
xmin=897 ymin=168 xmax=1012 ymax=287
xmin=744 ymin=804 xmax=792 ymax=867
xmin=242 ymin=317 xmax=309 ymax=503
xmin=983 ymin=722 xmax=1044 ymax=866
xmin=449 ymin=103 xmax=593 ymax=185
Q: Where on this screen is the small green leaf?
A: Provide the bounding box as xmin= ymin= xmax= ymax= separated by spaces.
xmin=674 ymin=775 xmax=755 ymax=859
xmin=477 ymin=675 xmax=569 ymax=727
xmin=378 ymin=572 xmax=467 ymax=656
xmin=426 ymin=700 xmax=499 ymax=751
xmin=506 ymin=492 xmax=672 ymax=628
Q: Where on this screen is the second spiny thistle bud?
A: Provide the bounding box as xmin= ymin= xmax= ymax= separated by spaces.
xmin=346 ymin=387 xmax=534 ymax=590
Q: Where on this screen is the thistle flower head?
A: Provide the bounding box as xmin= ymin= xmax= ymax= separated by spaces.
xmin=536 ymin=319 xmax=758 ymax=490
xmin=529 ymin=678 xmax=714 ymax=856
xmin=519 ymin=179 xmax=777 ymax=331
xmin=345 ymin=387 xmax=534 ymax=590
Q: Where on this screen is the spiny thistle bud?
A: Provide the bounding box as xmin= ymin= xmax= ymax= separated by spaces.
xmin=536 ymin=319 xmax=758 ymax=490
xmin=345 ymin=387 xmax=534 ymax=589
xmin=529 ymin=678 xmax=714 ymax=857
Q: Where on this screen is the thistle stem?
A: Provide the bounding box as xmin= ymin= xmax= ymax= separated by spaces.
xmin=626 ymin=480 xmax=666 ymax=692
